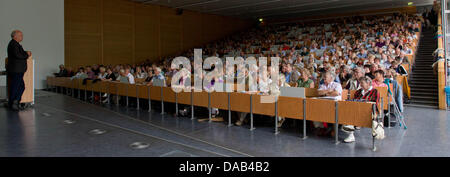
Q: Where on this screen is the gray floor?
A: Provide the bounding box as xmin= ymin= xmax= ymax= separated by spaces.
xmin=1 ymin=90 xmax=449 ymax=157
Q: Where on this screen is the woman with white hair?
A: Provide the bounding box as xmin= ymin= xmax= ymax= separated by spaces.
xmin=344 ymin=76 xmax=379 ymax=143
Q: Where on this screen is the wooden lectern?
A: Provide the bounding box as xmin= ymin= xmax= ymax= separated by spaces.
xmin=5 ymin=57 xmax=35 ymax=104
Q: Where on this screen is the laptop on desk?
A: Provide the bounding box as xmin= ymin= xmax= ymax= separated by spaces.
xmin=280 ymin=87 xmax=306 ymax=98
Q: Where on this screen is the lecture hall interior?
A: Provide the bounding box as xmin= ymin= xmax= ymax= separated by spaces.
xmin=1 ymin=0 xmax=450 ymax=158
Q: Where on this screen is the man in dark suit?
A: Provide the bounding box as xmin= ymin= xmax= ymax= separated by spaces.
xmin=6 ymin=30 xmax=31 ymax=111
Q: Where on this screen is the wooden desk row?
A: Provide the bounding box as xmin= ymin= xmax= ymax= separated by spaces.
xmin=47 ymin=76 xmax=386 ymax=149
xmin=47 ymin=77 xmax=376 ymax=129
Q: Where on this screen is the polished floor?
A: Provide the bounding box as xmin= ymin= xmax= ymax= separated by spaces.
xmin=0 ymin=90 xmax=449 ymax=157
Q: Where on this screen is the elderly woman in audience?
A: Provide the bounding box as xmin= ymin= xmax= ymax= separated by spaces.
xmin=345 ymin=67 xmax=365 ymax=90
xmin=295 ymin=68 xmax=314 ymax=88
xmin=343 ymin=76 xmax=380 ymax=143
xmin=93 ymin=66 xmax=107 ymax=83
xmin=134 ymin=66 xmax=147 ymax=79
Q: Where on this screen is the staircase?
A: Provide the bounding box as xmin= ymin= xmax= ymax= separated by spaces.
xmin=409 ymin=28 xmax=438 ymax=108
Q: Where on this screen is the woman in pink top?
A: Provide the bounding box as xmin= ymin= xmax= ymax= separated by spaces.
xmin=372 ymin=69 xmax=387 ymax=87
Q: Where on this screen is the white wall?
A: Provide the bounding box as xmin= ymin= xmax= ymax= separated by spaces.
xmin=0 ymin=0 xmax=64 ymax=89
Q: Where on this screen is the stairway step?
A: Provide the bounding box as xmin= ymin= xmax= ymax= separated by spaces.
xmin=409 ymin=86 xmax=438 ymax=90
xmin=414 ymin=64 xmax=434 ymax=66
xmin=412 ymin=67 xmax=433 ymax=70
xmin=413 ymin=62 xmax=433 ymax=64
xmin=410 ymin=87 xmax=438 ymax=92
xmin=410 ymin=81 xmax=438 ymax=84
xmin=412 ymin=74 xmax=437 ymax=77
xmin=412 ymin=73 xmax=435 ymax=76
xmin=405 ymin=104 xmax=438 ymax=109
xmin=413 ymin=69 xmax=433 ymax=71
xmin=413 ymin=65 xmax=433 ymax=67
xmin=414 ymin=62 xmax=434 ymax=64
xmin=409 ymin=100 xmax=438 ymax=106
xmin=410 ymin=100 xmax=438 ymax=105
xmin=411 ymin=91 xmax=438 ymax=95
xmin=412 ymin=72 xmax=436 ymax=74
xmin=414 ymin=63 xmax=433 ymax=65
xmin=412 ymin=78 xmax=438 ymax=80
xmin=413 ymin=72 xmax=434 ymax=75
xmin=410 ymin=78 xmax=438 ymax=82
xmin=410 ymin=95 xmax=438 ymax=100
xmin=410 ymin=80 xmax=437 ymax=83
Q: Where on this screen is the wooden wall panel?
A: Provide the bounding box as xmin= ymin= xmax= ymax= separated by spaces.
xmin=65 ymin=0 xmax=102 ymax=68
xmin=182 ymin=11 xmax=203 ymax=50
xmin=66 ymin=34 xmax=102 ymax=68
xmin=201 ymin=14 xmax=216 ymax=44
xmin=135 ymin=5 xmax=160 ymax=64
xmin=160 ymin=6 xmax=183 ymax=57
xmin=65 ymin=0 xmax=102 ymax=34
xmin=103 ymin=0 xmax=134 ymax=65
xmin=65 ymin=0 xmax=252 ymax=67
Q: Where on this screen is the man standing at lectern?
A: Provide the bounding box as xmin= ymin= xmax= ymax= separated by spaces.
xmin=6 ymin=30 xmax=31 ymax=111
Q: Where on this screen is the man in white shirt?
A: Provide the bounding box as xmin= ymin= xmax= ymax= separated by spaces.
xmin=125 ymin=68 xmax=135 ymax=84
xmin=318 ymin=72 xmax=343 ymax=100
xmin=313 ymin=72 xmax=343 ymax=134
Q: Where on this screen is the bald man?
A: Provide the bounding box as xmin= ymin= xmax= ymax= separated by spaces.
xmin=7 ymin=30 xmax=31 ymax=111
